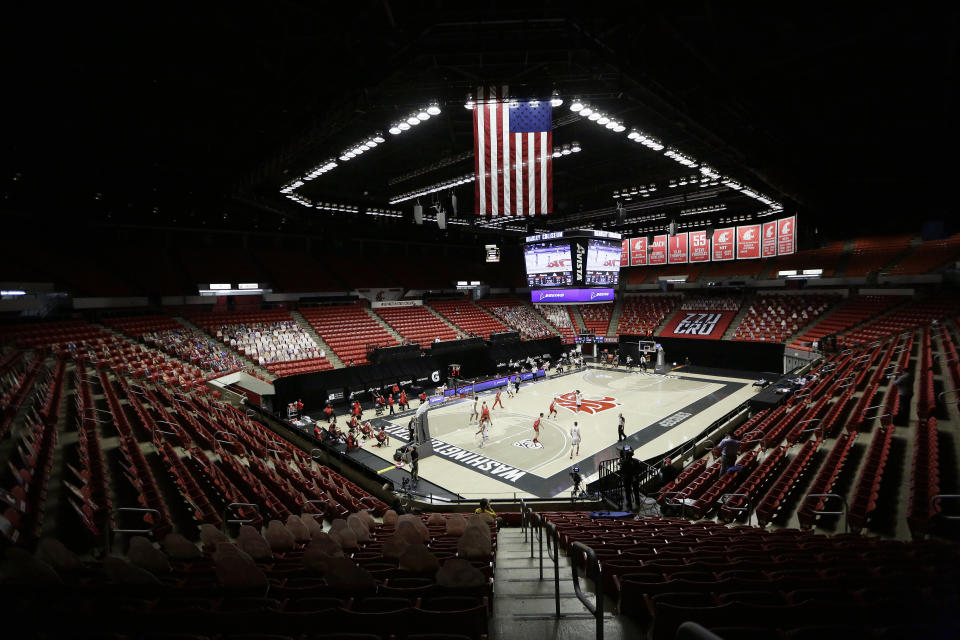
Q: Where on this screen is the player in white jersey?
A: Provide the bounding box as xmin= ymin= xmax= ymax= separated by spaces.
xmin=468 ymin=396 xmax=479 ymax=424
xmin=575 ymin=390 xmax=583 ymax=413
xmin=569 ymin=421 xmax=581 ymax=459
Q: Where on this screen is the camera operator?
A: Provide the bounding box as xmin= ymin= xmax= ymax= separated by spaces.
xmin=620 ymin=447 xmax=641 ymax=510
xmin=570 ymin=466 xmax=583 ymax=499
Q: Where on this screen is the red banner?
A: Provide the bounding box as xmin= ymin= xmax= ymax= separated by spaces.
xmin=620 ymin=239 xmax=630 ymax=267
xmin=629 ymin=237 xmax=648 ymax=266
xmin=778 ymin=215 xmax=796 ymax=255
xmin=712 ymin=228 xmax=735 ymax=261
xmin=668 ymin=232 xmax=688 ymax=264
xmin=737 ymin=224 xmax=762 ymax=259
xmin=762 ymin=221 xmax=778 ymax=258
xmin=689 ymin=230 xmax=710 ymax=263
xmin=660 ymin=310 xmax=738 ymax=340
xmin=648 ymin=235 xmax=667 ymax=265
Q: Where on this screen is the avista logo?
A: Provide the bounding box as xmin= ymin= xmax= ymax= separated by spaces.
xmin=555 ymin=392 xmax=620 ymax=415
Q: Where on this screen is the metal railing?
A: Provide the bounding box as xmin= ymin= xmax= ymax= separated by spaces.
xmin=543 ymin=518 xmax=561 ymax=619
xmin=223 ymin=502 xmax=260 ymax=532
xmin=108 ymin=507 xmax=160 ymax=552
xmin=931 ymin=494 xmax=960 ymax=521
xmin=720 ymin=493 xmax=752 ymax=526
xmin=806 ymin=492 xmax=848 ymax=532
xmin=571 ymin=541 xmax=605 ymax=640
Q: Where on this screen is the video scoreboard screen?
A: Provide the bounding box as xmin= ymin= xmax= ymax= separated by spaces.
xmin=585 ymin=238 xmax=621 ymax=286
xmin=523 ymin=229 xmax=622 ymax=292
xmin=523 ymin=240 xmax=573 ymax=287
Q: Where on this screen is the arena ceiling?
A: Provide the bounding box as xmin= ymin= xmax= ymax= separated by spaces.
xmin=3 ymin=3 xmax=956 ymax=248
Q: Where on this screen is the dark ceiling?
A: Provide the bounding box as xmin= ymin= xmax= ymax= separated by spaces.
xmin=2 ymin=3 xmax=956 ymax=247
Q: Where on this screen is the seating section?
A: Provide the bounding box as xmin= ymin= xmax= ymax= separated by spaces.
xmin=577 ymin=303 xmax=613 ymax=335
xmin=543 ymin=512 xmax=959 ymax=640
xmin=617 ymin=295 xmax=680 ymax=336
xmin=0 ymin=320 xmax=113 ymax=350
xmin=886 ymin=233 xmax=960 ymax=275
xmin=681 ymin=295 xmax=740 ymax=311
xmin=376 ymin=306 xmax=461 ymax=346
xmin=732 ymin=294 xmax=841 ymax=343
xmin=844 ymin=234 xmax=914 ymax=277
xmin=190 ymin=309 xmax=331 ymax=376
xmin=476 ymin=298 xmax=555 ymax=339
xmin=535 ymin=304 xmax=576 ymax=343
xmin=300 ymin=304 xmax=400 ymax=366
xmin=787 ymin=295 xmax=906 ymax=350
xmin=908 ymin=417 xmax=940 ymax=539
xmin=429 ymin=299 xmax=508 ymax=339
xmin=763 ymin=241 xmax=845 ymax=277
xmin=843 ymin=298 xmax=960 ymax=347
xmin=104 ymin=315 xmax=246 ymax=376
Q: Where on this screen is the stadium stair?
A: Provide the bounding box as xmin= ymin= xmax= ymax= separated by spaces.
xmin=424 ymin=304 xmax=468 ymax=338
xmin=362 ymin=306 xmax=406 ymax=343
xmin=879 ymin=237 xmax=923 ymax=274
xmin=527 ymin=302 xmax=563 ymax=338
xmin=290 ymin=310 xmax=343 ymax=368
xmin=722 ymin=292 xmax=756 ymax=340
xmin=491 ymin=524 xmax=642 ymax=639
xmin=833 ymin=239 xmax=856 ymax=276
xmin=175 ymin=317 xmax=274 ymax=379
xmin=569 ymin=305 xmax=587 ymax=333
xmin=606 ymin=297 xmax=624 ymax=339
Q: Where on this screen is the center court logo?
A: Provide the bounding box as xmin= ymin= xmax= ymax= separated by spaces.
xmin=555 ymin=392 xmax=620 ymax=415
xmin=513 ymin=439 xmax=544 ymax=450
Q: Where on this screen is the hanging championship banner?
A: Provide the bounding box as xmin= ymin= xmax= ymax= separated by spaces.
xmin=667 ymin=232 xmax=688 ymax=264
xmin=737 ymin=224 xmax=762 ymax=259
xmin=778 ymin=216 xmax=796 ymax=255
xmin=689 ymin=230 xmax=710 ymax=263
xmin=648 ymin=234 xmax=668 ymax=265
xmin=762 ymin=221 xmax=778 ymax=258
xmin=712 ymin=228 xmax=735 ymax=261
xmin=621 ymin=239 xmax=630 ymax=267
xmin=629 ymin=237 xmax=648 ymax=266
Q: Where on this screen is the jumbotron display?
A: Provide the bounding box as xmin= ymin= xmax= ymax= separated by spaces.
xmin=524 ymin=229 xmax=621 ymax=297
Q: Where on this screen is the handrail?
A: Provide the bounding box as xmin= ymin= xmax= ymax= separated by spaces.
xmin=660 ymin=491 xmax=687 ymax=518
xmin=223 ymin=502 xmax=260 ymax=532
xmin=931 ymin=494 xmax=960 ymax=521
xmin=806 ymin=492 xmax=848 ymax=532
xmin=544 ymin=519 xmax=561 ymax=619
xmin=108 ymin=507 xmax=160 ymax=552
xmin=938 ymin=389 xmax=959 ymax=401
xmin=720 ymin=493 xmax=752 ymax=526
xmin=301 ymin=499 xmax=328 ymax=519
xmin=521 ymin=498 xmax=528 ymax=542
xmin=570 ymin=541 xmax=604 ymax=640
xmin=533 ymin=512 xmax=544 ymax=580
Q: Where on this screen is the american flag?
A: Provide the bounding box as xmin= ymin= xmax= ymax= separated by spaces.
xmin=473 ymin=86 xmax=553 ymax=216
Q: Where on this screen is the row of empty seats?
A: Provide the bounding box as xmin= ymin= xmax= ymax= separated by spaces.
xmin=375 ymin=306 xmax=460 ymax=347
xmin=732 ymin=294 xmax=841 ymax=343
xmin=428 ymin=299 xmax=507 ymax=339
xmin=616 ymin=294 xmax=680 ymax=336
xmin=577 ymin=303 xmax=613 ymax=335
xmin=299 ymin=304 xmax=399 ymax=366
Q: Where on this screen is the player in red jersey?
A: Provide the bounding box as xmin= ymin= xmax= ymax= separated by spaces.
xmin=492 ymin=387 xmax=504 ymax=409
xmin=479 ymin=401 xmax=492 ymax=426
xmin=548 ymin=396 xmax=558 ymax=419
xmin=532 ymin=412 xmax=543 ymax=444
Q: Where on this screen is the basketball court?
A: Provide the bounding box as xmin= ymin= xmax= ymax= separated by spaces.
xmin=354 ymin=365 xmax=760 ymax=500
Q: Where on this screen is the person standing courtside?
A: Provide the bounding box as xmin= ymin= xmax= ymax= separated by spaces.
xmin=617 ymin=413 xmax=626 ymax=442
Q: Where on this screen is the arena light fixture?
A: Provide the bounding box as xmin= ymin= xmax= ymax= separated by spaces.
xmin=570 ymin=99 xmax=584 ymax=112
xmin=597 ymin=115 xmax=610 ymax=125
xmin=407 ymin=115 xmax=420 ymax=125
xmin=427 ymin=102 xmax=441 ymax=116
xmin=588 ymin=111 xmax=601 ymax=121
xmin=579 ymin=106 xmax=593 ymax=117
xmin=571 ymin=141 xmax=581 ymax=152
xmin=398 ymin=121 xmax=410 ymax=131
xmin=389 ymin=125 xmax=402 ymax=135
xmin=416 ymin=110 xmax=430 ymax=121
xmin=465 ymin=93 xmax=475 ymax=109
xmin=550 ymin=90 xmax=563 ymax=107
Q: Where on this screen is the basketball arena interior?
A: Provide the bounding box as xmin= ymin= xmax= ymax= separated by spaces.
xmin=2 ymin=5 xmax=959 ymax=640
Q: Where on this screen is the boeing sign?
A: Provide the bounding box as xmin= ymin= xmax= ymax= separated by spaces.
xmin=530 ymin=288 xmax=615 ymax=303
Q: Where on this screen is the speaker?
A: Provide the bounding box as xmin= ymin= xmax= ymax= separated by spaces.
xmin=669 ymin=220 xmax=677 ymax=236
xmin=437 ymin=209 xmax=446 ymax=229
xmin=414 ymin=204 xmax=423 ymax=225
xmin=450 ymin=193 xmax=458 ymax=216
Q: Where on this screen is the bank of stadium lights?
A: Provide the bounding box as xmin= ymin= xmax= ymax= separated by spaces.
xmin=612 ymin=184 xmax=657 ymax=200
xmin=339 ymin=133 xmax=387 ymax=161
xmin=664 ymin=149 xmax=698 ymax=168
xmin=389 ymin=173 xmax=475 ymax=205
xmin=388 ymin=103 xmax=441 ymax=135
xmin=302 ymin=160 xmax=338 ymax=182
xmin=626 ymin=129 xmax=665 ymax=151
xmin=551 ymin=142 xmax=582 ymax=158
xmin=285 ymin=193 xmax=313 ymax=207
xmin=316 ymin=202 xmax=359 ymax=213
xmin=280 ymin=180 xmax=305 ymax=194
xmin=365 ymin=208 xmax=403 ymax=218
xmin=680 ymin=204 xmax=726 ymax=216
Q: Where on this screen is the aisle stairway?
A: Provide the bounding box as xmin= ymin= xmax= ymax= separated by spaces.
xmin=491 ymin=524 xmax=641 ymax=639
xmin=722 ymin=292 xmax=756 ymax=340
xmin=425 ymin=304 xmax=468 ymax=338
xmin=569 ymin=306 xmax=586 ymax=333
xmin=606 ymin=298 xmax=623 ymax=338
xmin=363 ymin=306 xmax=405 ymax=343
xmin=290 ymin=310 xmax=343 ymax=368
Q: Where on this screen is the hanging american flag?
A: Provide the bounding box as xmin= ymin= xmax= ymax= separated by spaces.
xmin=473 ymin=86 xmax=553 ymax=216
